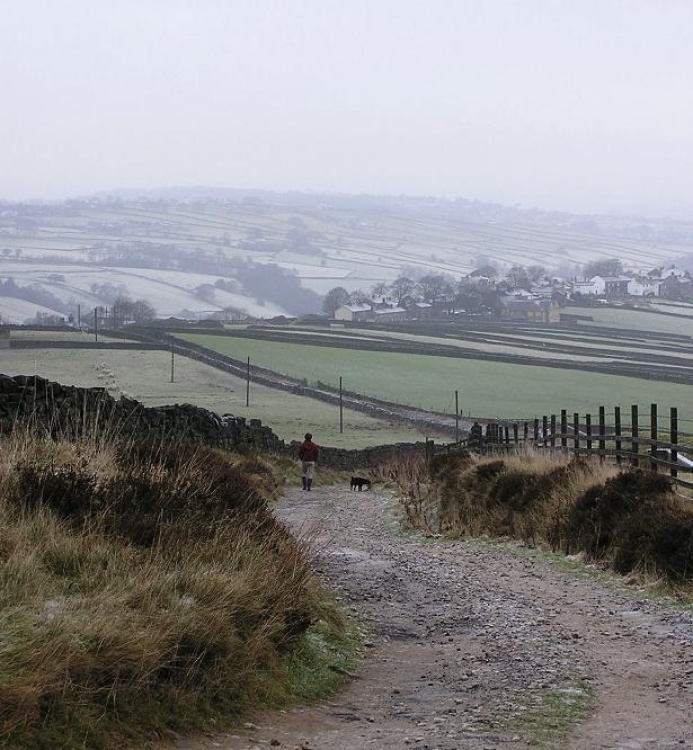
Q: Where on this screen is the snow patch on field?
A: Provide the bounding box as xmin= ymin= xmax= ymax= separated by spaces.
xmin=0 ymin=263 xmax=289 ymax=318
xmin=0 ymin=298 xmax=64 ymax=324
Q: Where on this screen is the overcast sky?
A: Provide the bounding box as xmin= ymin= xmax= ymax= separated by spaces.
xmin=2 ymin=0 xmax=692 ymax=217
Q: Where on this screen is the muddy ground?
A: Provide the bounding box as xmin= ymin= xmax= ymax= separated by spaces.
xmin=174 ymin=485 xmax=693 ymax=750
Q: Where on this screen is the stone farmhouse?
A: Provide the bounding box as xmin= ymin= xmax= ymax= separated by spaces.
xmin=500 ymin=297 xmax=560 ymax=324
xmin=334 ymin=303 xmax=373 ymax=322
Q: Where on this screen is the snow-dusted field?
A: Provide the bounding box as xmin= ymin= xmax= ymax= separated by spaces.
xmin=0 ymin=262 xmax=289 ymax=319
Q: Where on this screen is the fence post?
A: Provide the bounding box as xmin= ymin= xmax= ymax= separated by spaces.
xmin=523 ymin=421 xmax=529 ymax=441
xmin=504 ymin=425 xmax=510 ymax=448
xmin=542 ymin=415 xmax=548 ymax=449
xmin=649 ymin=403 xmax=658 ymax=471
xmin=671 ymin=407 xmax=678 ymax=480
xmin=560 ymin=410 xmax=567 ymax=449
xmin=631 ymin=404 xmax=639 ymax=467
xmin=455 ymin=390 xmax=459 ymax=444
xmin=573 ymin=412 xmax=580 ymax=456
xmin=598 ymin=406 xmax=605 ymax=463
xmin=425 ymin=438 xmax=434 ymax=466
xmin=513 ymin=422 xmax=519 ymax=445
xmin=615 ymin=406 xmax=622 ymax=465
xmin=533 ymin=418 xmax=539 ymax=444
xmin=585 ymin=413 xmax=592 ymax=454
xmin=550 ymin=414 xmax=557 ymax=449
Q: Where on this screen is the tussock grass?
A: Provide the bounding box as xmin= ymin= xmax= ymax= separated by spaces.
xmin=395 ymin=447 xmax=693 ymax=587
xmin=0 ymin=430 xmax=351 ymax=749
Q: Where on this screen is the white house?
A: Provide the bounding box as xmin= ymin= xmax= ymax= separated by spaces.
xmin=334 ymin=303 xmax=372 ymax=322
xmin=628 ymin=277 xmax=661 ymax=297
xmin=658 ymin=265 xmax=688 ymax=280
xmin=572 ymin=278 xmax=601 ymax=296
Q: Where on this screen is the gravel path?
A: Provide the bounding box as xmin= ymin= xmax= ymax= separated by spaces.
xmin=175 ymin=485 xmax=693 ymax=750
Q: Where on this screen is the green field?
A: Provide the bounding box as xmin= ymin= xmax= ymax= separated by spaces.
xmin=179 ymin=332 xmax=692 ymax=422
xmin=1 ymin=347 xmax=440 ymax=448
xmin=564 ymin=306 xmax=693 ymax=336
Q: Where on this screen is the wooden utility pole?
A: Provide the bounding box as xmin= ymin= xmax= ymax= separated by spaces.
xmin=339 ymin=376 xmax=344 ymax=434
xmin=170 ymin=339 xmax=175 ymax=383
xmin=246 ymin=357 xmax=250 ymax=407
xmin=94 ymin=308 xmax=98 ymax=342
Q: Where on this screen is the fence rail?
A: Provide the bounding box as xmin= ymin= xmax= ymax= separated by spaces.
xmin=475 ymin=404 xmax=693 ymax=491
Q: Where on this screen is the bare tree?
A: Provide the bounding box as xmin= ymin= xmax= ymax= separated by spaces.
xmin=390 ymin=276 xmax=415 ymax=305
xmin=416 ymin=274 xmax=453 ymax=305
xmin=371 ymin=281 xmax=389 ymax=298
xmin=322 ymin=286 xmax=351 ymax=315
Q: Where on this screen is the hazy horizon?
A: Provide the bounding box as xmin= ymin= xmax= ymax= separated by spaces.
xmin=2 ymin=1 xmax=692 ymax=219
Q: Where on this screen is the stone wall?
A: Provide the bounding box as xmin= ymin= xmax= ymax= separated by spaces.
xmin=0 ymin=374 xmax=444 ymax=470
xmin=0 ymin=374 xmax=283 ymax=452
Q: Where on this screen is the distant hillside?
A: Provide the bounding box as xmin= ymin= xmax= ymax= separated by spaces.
xmin=0 ymin=191 xmax=691 ymax=323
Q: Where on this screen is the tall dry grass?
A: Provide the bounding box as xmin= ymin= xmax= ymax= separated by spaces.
xmin=393 ymin=446 xmax=693 ymax=587
xmin=0 ymin=430 xmax=346 ymax=749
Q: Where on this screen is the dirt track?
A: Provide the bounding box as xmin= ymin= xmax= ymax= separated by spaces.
xmin=175 ymin=485 xmax=693 ymax=750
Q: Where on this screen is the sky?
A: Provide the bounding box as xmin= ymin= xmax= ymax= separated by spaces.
xmin=2 ymin=0 xmax=692 ymax=217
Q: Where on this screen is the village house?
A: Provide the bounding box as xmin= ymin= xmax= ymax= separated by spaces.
xmin=571 ymin=277 xmax=603 ymax=296
xmin=602 ymin=276 xmax=632 ymax=297
xmin=499 ymin=297 xmax=560 ymax=324
xmin=334 ymin=303 xmax=372 ymax=322
xmin=374 ymin=305 xmax=407 ymax=323
xmin=407 ymin=301 xmax=434 ymax=320
xmin=628 ymin=276 xmax=661 ymax=297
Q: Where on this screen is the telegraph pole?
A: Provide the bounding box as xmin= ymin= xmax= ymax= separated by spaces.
xmin=246 ymin=357 xmax=250 ymax=407
xmin=339 ymin=376 xmax=344 ymax=434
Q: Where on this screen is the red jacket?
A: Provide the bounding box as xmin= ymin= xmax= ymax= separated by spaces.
xmin=298 ymin=440 xmax=319 ymax=462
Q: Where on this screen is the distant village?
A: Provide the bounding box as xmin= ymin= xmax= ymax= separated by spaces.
xmin=328 ymin=264 xmax=693 ymax=325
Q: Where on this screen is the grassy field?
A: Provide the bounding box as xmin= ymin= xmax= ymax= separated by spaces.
xmin=179 ymin=332 xmax=692 ymax=423
xmin=563 ymin=306 xmax=693 ymax=335
xmin=2 ymin=347 xmax=441 ymax=448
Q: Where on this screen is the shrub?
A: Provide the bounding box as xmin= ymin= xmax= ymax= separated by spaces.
xmin=0 ymin=430 xmax=345 ymax=749
xmin=567 ymin=471 xmax=693 ymax=582
xmin=407 ymin=446 xmax=693 ymax=587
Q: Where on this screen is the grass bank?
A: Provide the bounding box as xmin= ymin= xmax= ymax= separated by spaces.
xmin=392 ymin=448 xmax=693 ymax=590
xmin=0 ymin=431 xmax=356 ymax=749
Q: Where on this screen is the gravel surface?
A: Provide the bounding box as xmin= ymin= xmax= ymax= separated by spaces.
xmin=174 ymin=485 xmax=693 ymax=750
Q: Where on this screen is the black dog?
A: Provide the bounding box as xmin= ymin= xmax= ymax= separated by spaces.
xmin=350 ymin=476 xmax=372 ymax=491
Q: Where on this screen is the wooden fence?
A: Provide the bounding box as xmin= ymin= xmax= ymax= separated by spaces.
xmin=475 ymin=404 xmax=693 ymax=491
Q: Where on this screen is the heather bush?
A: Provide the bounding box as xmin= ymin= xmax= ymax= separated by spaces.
xmin=398 ymin=446 xmax=693 ymax=587
xmin=0 ymin=431 xmax=350 ymax=749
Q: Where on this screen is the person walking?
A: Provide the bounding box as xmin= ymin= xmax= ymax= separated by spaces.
xmin=298 ymin=432 xmax=319 ymax=491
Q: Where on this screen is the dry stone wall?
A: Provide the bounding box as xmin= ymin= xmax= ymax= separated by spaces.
xmin=0 ymin=374 xmax=437 ymax=470
xmin=0 ymin=374 xmax=282 ymax=452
